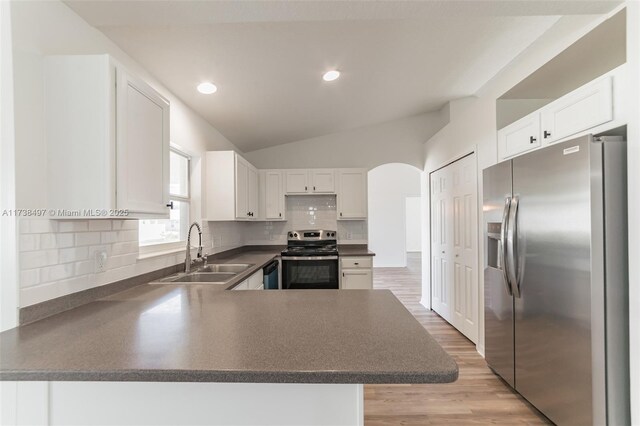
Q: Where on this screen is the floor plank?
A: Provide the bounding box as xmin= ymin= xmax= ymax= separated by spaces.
xmin=365 ymin=253 xmax=550 ymax=426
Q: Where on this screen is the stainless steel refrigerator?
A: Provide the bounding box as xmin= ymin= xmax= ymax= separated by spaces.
xmin=483 ymin=134 xmax=629 ymax=425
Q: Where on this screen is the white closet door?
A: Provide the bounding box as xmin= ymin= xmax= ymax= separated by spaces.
xmin=450 ymin=154 xmax=478 ymax=343
xmin=430 ymin=167 xmax=452 ymax=322
xmin=430 ymin=154 xmax=478 ymax=343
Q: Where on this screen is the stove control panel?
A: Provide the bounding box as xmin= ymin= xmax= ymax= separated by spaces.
xmin=287 ymin=229 xmax=336 ymax=241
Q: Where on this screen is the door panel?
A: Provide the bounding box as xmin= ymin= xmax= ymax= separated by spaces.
xmin=512 ymin=136 xmax=593 ymax=426
xmin=431 ymin=154 xmax=478 ymax=339
xmin=483 ymin=160 xmax=514 ymax=386
xmin=285 ymin=170 xmax=309 ymax=194
xmin=311 ymin=170 xmax=335 ymax=193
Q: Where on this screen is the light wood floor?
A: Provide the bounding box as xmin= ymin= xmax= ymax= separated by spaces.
xmin=364 ymin=253 xmax=551 ymax=425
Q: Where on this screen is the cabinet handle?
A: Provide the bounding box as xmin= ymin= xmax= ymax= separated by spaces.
xmin=530 ymin=136 xmax=537 ymax=144
xmin=354 ymin=262 xmax=359 ymax=265
xmin=313 ymin=186 xmax=316 ymax=191
xmin=279 ymin=212 xmax=282 ymax=217
xmin=166 ymin=201 xmax=174 ymax=209
xmin=544 ymin=130 xmax=551 ymax=139
xmin=340 ymin=212 xmax=343 ymax=217
xmin=305 ymin=186 xmax=307 ymax=191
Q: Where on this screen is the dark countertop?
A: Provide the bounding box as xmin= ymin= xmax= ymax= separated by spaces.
xmin=0 ymin=249 xmax=457 ymax=385
xmin=338 ymin=245 xmax=376 ymax=256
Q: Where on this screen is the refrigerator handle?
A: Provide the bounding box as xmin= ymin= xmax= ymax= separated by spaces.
xmin=500 ymin=197 xmax=513 ymax=296
xmin=507 ymin=195 xmax=521 ymax=298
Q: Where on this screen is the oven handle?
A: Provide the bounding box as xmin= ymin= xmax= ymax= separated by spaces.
xmin=281 ymin=256 xmax=338 ymax=261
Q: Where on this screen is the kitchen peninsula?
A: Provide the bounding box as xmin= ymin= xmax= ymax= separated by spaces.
xmin=0 ymin=269 xmax=457 ymax=426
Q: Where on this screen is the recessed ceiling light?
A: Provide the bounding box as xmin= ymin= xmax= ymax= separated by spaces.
xmin=322 ymin=70 xmax=340 ymax=82
xmin=197 ymin=82 xmax=217 ymax=94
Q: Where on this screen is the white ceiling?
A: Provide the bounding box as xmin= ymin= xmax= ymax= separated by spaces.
xmin=65 ymin=1 xmax=620 ymax=152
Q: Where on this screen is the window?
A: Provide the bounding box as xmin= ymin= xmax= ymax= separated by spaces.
xmin=139 ymin=148 xmax=190 ymax=250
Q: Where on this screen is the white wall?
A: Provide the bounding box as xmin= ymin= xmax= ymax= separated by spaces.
xmin=420 ymin=12 xmax=622 ymax=355
xmin=405 ymin=197 xmax=422 ymax=253
xmin=245 ymin=108 xmax=449 ymax=170
xmin=9 ymin=0 xmax=245 ymax=307
xmin=0 ymin=0 xmax=18 ymax=331
xmin=625 ymin=2 xmax=639 ymax=422
xmin=368 ymin=164 xmax=421 ymax=267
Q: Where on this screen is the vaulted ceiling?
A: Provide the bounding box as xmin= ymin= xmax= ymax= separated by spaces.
xmin=65 ymin=1 xmax=621 ymax=152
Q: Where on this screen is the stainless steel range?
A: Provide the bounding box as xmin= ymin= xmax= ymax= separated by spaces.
xmin=281 ymin=230 xmax=339 ymax=289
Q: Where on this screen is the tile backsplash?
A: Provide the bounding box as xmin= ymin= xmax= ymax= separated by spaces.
xmin=244 ymin=195 xmax=367 ymax=245
xmin=17 ymin=197 xmax=366 ymax=307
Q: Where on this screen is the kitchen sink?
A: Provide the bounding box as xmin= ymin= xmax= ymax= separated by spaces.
xmin=169 ymin=272 xmax=238 ymax=284
xmin=198 ymin=263 xmax=254 ymax=273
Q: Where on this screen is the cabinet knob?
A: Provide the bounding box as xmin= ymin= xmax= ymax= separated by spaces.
xmin=166 ymin=201 xmax=174 ymax=209
xmin=313 ymin=186 xmax=316 ymax=190
xmin=279 ymin=212 xmax=282 ymax=217
xmin=530 ymin=136 xmax=537 ymax=144
xmin=354 ymin=262 xmax=359 ymax=265
xmin=340 ymin=212 xmax=343 ymax=217
xmin=305 ymin=186 xmax=307 ymax=191
xmin=544 ymin=130 xmax=551 ymax=139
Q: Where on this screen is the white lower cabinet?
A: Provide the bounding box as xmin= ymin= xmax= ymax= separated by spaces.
xmin=232 ymin=270 xmax=264 ymax=290
xmin=340 ymin=257 xmax=373 ymax=289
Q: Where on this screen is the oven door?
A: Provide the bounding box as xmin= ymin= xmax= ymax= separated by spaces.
xmin=281 ymin=256 xmax=339 ymax=290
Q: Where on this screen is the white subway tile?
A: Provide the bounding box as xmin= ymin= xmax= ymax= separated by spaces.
xmin=74 ymin=260 xmax=93 ymax=276
xmin=111 ymin=241 xmax=138 ymax=255
xmin=20 ymin=250 xmax=59 ymax=269
xmin=58 ymin=221 xmax=88 ymax=233
xmin=59 ymin=247 xmax=89 ymax=263
xmin=118 ymin=230 xmax=138 ymax=242
xmin=25 ymin=219 xmax=58 ymax=234
xmin=20 ymin=269 xmax=40 ymax=287
xmin=40 ymin=263 xmax=74 ymax=283
xmin=56 ymin=233 xmax=75 ymax=248
xmin=19 ymin=234 xmax=39 ymax=252
xmin=21 ymin=282 xmax=61 ymax=307
xmin=100 ymin=231 xmax=119 ymax=244
xmin=120 ymin=220 xmax=138 ymax=230
xmin=89 ymin=220 xmax=112 ymax=231
xmin=106 ymin=253 xmax=138 ymax=270
xmin=39 ymin=233 xmax=58 ymax=249
xmin=75 ymin=232 xmax=101 ymax=246
xmin=58 ymin=275 xmax=96 ymax=296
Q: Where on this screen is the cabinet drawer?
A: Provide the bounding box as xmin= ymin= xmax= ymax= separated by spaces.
xmin=340 ymin=257 xmax=372 ymax=269
xmin=342 ymin=270 xmax=373 ymax=290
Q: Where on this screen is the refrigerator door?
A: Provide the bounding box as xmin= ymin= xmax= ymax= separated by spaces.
xmin=482 ymin=161 xmax=514 ymax=386
xmin=512 ymin=135 xmax=594 ymax=425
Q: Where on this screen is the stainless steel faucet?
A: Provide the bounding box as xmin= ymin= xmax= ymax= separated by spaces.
xmin=185 ymin=221 xmax=203 ymax=273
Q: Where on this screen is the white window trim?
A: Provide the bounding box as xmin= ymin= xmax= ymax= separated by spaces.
xmin=138 ymin=146 xmax=192 ymax=257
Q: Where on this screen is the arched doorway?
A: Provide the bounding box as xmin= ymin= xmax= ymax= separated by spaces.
xmin=367 ymin=163 xmax=423 ymax=268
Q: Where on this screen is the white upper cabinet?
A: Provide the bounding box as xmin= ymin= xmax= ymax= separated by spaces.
xmin=498 ymin=67 xmax=623 ymax=162
xmin=497 ymin=113 xmax=541 ymax=160
xmin=310 ymin=169 xmax=335 ymax=193
xmin=116 ymin=70 xmax=170 ymax=215
xmin=337 ymin=169 xmax=367 ymax=220
xmin=285 ymin=170 xmax=310 ymax=194
xmin=204 ymin=151 xmax=259 ymax=221
xmin=45 ymin=55 xmax=170 ymax=218
xmin=541 ymin=76 xmax=613 ymax=144
xmin=261 ymin=170 xmax=285 ymax=220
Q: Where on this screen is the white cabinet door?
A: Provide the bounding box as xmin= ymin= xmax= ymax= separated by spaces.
xmin=337 ymin=170 xmax=367 ymax=219
xmin=430 ymin=166 xmax=452 ymax=322
xmin=248 ymin=165 xmax=259 ymax=220
xmin=342 ymin=270 xmax=372 ymax=289
xmin=285 ymin=170 xmax=309 ymax=194
xmin=311 ymin=169 xmax=335 ymax=193
xmin=497 ymin=113 xmax=540 ymax=161
xmin=264 ymin=171 xmax=285 ymax=220
xmin=248 ymin=270 xmax=264 ymax=289
xmin=541 ymin=76 xmax=613 ymax=144
xmin=235 ymin=155 xmax=249 ymax=220
xmin=116 ymin=69 xmax=170 ymax=215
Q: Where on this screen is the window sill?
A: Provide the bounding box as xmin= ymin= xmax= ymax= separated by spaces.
xmin=138 ymin=246 xmax=186 ymax=261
